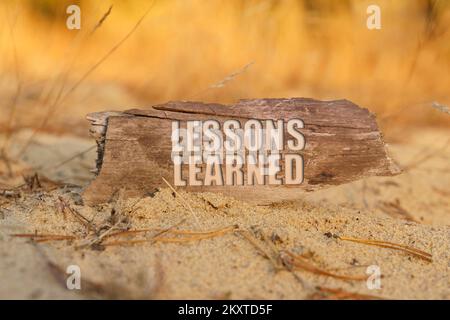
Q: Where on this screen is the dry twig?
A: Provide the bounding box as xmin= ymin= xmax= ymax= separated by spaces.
xmin=58 ymin=196 xmax=96 ymax=232
xmin=191 ymin=61 xmax=254 ymax=98
xmin=234 ymin=228 xmax=311 ymax=290
xmin=235 ymin=229 xmax=282 ymax=270
xmin=11 ymin=233 xmax=77 ymax=243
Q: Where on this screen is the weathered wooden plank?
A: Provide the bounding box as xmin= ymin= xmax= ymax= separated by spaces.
xmin=83 ymin=98 xmax=400 ymax=205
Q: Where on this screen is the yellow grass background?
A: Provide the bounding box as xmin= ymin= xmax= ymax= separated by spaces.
xmin=1 ymin=0 xmax=449 ymax=136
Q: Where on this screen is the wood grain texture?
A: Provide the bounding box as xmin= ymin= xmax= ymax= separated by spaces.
xmin=83 ymin=98 xmax=400 ymax=205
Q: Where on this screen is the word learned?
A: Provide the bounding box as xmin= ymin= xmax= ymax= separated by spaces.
xmin=171 ymin=119 xmax=306 ymax=186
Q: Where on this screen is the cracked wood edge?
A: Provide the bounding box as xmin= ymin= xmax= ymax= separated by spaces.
xmin=83 ymin=98 xmax=401 ymax=205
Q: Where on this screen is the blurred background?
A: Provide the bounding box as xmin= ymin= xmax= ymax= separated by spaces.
xmin=0 ymin=0 xmax=449 ymax=141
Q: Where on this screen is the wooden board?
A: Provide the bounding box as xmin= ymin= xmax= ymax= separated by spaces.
xmin=83 ymin=98 xmax=400 ymax=205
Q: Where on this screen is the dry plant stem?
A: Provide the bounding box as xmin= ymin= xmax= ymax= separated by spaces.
xmin=11 ymin=233 xmax=78 ymax=244
xmin=313 ymin=286 xmax=384 ymax=300
xmin=79 ymin=221 xmax=121 ymax=248
xmin=148 ymin=218 xmax=187 ymax=239
xmin=235 ymin=229 xmax=310 ymax=290
xmin=381 ymin=14 xmax=437 ymax=124
xmin=59 ymin=1 xmax=155 ymax=105
xmin=58 ymin=196 xmax=96 ymax=232
xmin=209 ymin=62 xmax=254 ymax=89
xmin=107 ymin=223 xmax=243 ymax=239
xmin=11 ymin=233 xmax=71 ymax=238
xmin=162 ymin=177 xmax=202 ymax=229
xmin=1 ymin=5 xmax=22 ymax=154
xmin=104 ymin=218 xmax=186 ymax=242
xmin=153 ymin=225 xmax=236 ymax=242
xmin=34 ymin=237 xmax=75 ymax=243
xmin=103 ymin=222 xmax=236 ymax=247
xmin=103 ymin=239 xmax=151 ymax=246
xmin=235 ymin=229 xmax=282 ymax=270
xmin=191 ymin=61 xmax=254 ymax=98
xmin=126 ymin=196 xmax=148 ymax=213
xmin=33 ymin=2 xmax=109 ymax=126
xmin=15 ymin=25 xmax=86 ymax=158
xmin=107 ymin=228 xmax=167 ymax=238
xmin=338 ymin=236 xmax=432 ymax=262
xmin=90 ymin=5 xmax=113 ymax=35
xmin=282 ymin=251 xmax=367 ymax=282
xmin=18 ymin=1 xmax=155 ymax=157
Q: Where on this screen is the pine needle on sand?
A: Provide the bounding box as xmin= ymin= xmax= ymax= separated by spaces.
xmin=311 ymin=286 xmax=384 ymax=300
xmin=103 ymin=224 xmax=236 ymax=247
xmin=281 ymin=251 xmax=367 ymax=282
xmin=11 ymin=233 xmax=77 ymax=242
xmin=337 ymin=236 xmax=432 ymax=262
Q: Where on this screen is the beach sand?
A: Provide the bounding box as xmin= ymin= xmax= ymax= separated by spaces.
xmin=0 ymin=128 xmax=449 ymax=299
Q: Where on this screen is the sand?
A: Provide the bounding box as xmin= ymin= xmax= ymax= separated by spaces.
xmin=0 ymin=128 xmax=449 ymax=300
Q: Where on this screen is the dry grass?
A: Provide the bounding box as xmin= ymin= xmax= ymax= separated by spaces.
xmin=9 ymin=192 xmax=236 ymax=248
xmin=0 ymin=0 xmax=449 ymax=140
xmin=281 ymin=251 xmax=368 ymax=281
xmin=236 ymin=227 xmax=369 ymax=292
xmin=337 ymin=235 xmax=433 ymax=262
xmin=310 ymin=286 xmax=384 ymax=300
xmin=103 ymin=225 xmax=237 ymax=246
xmin=11 ymin=233 xmax=77 ymax=242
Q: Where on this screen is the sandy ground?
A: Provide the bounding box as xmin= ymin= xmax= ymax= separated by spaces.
xmin=0 ymin=128 xmax=449 ymax=300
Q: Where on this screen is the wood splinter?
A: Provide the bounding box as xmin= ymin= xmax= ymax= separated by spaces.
xmin=83 ymin=98 xmax=400 ymax=205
